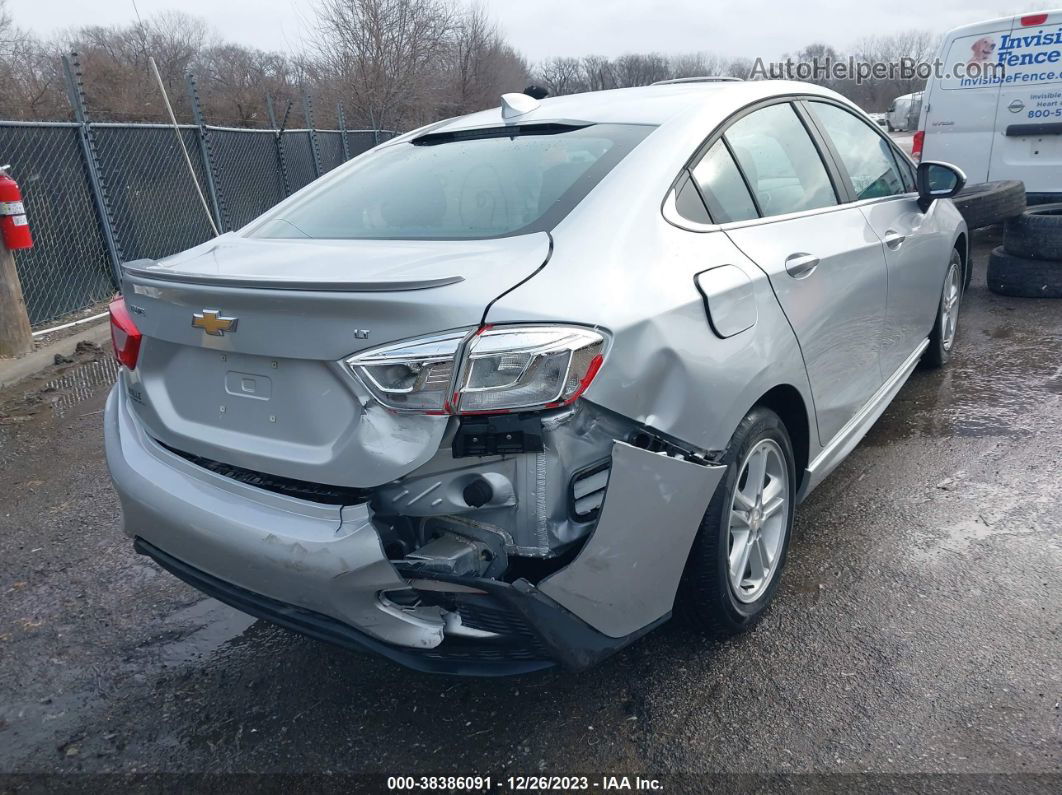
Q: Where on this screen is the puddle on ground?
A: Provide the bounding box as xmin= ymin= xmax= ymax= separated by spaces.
xmin=39 ymin=357 xmax=120 ymax=417
xmin=143 ymin=599 xmax=257 ymax=667
xmin=869 ymin=326 xmax=1062 ymax=441
xmin=1 ymin=347 xmax=119 ymax=424
xmin=906 ymin=479 xmax=1058 ymax=564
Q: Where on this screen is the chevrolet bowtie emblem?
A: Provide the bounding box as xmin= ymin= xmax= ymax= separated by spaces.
xmin=192 ymin=309 xmax=238 ymax=336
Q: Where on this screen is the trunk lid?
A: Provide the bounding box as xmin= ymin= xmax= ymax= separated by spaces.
xmin=120 ymin=232 xmax=550 ymax=489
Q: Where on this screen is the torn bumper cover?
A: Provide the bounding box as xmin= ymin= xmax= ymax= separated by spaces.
xmin=136 ymin=538 xmax=656 ymax=676
xmin=106 ymin=383 xmax=724 ymax=675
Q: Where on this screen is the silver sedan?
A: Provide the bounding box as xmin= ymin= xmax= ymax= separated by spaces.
xmin=105 ymin=79 xmax=968 ymax=675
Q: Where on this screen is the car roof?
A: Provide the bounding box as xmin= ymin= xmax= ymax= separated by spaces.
xmin=939 ymin=9 xmax=1061 ymax=38
xmin=419 ymin=80 xmax=849 ymax=136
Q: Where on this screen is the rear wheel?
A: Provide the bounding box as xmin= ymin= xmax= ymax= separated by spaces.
xmin=680 ymin=407 xmax=796 ymax=636
xmin=924 ymin=249 xmax=963 ymax=368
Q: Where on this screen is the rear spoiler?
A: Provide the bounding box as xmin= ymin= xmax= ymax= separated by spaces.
xmin=121 ymin=260 xmax=463 ymax=292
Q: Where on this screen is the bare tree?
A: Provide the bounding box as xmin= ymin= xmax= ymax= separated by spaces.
xmin=726 ymin=57 xmax=755 ymax=80
xmin=532 ymin=51 xmax=764 ymax=96
xmin=0 ymin=0 xmax=11 ymax=43
xmin=199 ymin=44 xmax=302 ymax=126
xmin=439 ymin=2 xmax=527 ymax=117
xmin=0 ymin=0 xmax=66 ymax=119
xmin=580 ymin=55 xmax=617 ymax=91
xmin=59 ymin=11 xmax=210 ymax=121
xmin=0 ymin=0 xmax=944 ymax=127
xmin=848 ymin=29 xmax=937 ymax=109
xmin=536 ymin=56 xmax=586 ymax=96
xmin=670 ymin=52 xmax=727 ymax=79
xmin=613 ymin=53 xmax=670 ymax=86
xmin=313 ymin=0 xmax=456 ymax=131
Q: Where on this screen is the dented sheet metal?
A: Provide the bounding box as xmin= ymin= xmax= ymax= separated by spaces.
xmin=105 ymin=385 xmax=445 ymax=650
xmin=539 ymin=441 xmax=724 ymax=638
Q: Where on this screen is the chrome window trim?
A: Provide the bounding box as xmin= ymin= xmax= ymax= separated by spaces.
xmin=662 ymin=94 xmax=847 ymax=229
xmin=662 ymin=93 xmax=924 ymax=233
xmin=848 ymin=192 xmax=921 ymax=209
xmin=664 ymin=188 xmax=871 ymax=233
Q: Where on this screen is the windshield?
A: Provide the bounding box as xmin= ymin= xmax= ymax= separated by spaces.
xmin=248 ymin=123 xmax=653 ymax=241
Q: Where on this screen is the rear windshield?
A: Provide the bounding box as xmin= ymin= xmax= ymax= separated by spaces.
xmin=248 ymin=123 xmax=653 ymax=241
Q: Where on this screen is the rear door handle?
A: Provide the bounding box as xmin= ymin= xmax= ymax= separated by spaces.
xmin=784 ymin=252 xmax=820 ymax=279
xmin=883 ymin=230 xmax=906 ymax=249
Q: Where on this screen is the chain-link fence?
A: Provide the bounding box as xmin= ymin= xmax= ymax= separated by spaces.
xmin=1 ymin=57 xmax=394 ymax=328
xmin=0 ymin=122 xmax=115 ymax=325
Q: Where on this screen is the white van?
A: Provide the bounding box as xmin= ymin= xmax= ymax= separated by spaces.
xmin=886 ymin=92 xmax=922 ymax=131
xmin=916 ymin=10 xmax=1062 ymax=199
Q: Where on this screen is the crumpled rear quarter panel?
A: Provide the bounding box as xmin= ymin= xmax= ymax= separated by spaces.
xmin=539 ymin=441 xmax=724 ymax=637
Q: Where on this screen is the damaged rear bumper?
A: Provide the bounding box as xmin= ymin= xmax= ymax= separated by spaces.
xmin=106 ymin=382 xmax=724 ymax=675
xmin=135 ymin=537 xmax=663 ymax=675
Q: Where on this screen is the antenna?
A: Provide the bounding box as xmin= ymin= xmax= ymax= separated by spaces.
xmin=148 ymin=56 xmax=220 ymax=237
xmin=500 ymin=93 xmax=540 ymax=120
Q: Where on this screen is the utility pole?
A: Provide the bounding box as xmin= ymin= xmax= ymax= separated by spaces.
xmin=0 ymin=241 xmax=33 ymax=357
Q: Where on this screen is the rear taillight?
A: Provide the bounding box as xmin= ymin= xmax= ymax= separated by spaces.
xmin=1021 ymin=13 xmax=1048 ymax=26
xmin=109 ymin=296 xmax=142 ymax=370
xmin=345 ymin=325 xmax=608 ymax=415
xmin=912 ymin=130 xmax=924 ymax=161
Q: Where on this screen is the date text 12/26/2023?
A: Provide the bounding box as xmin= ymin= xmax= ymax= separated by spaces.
xmin=386 ymin=775 xmax=664 ymax=791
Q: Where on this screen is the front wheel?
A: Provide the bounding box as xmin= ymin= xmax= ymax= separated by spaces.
xmin=924 ymin=249 xmax=963 ymax=368
xmin=679 ymin=406 xmax=796 ymax=636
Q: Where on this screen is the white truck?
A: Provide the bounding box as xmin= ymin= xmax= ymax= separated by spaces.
xmin=915 ymin=10 xmax=1062 ymax=201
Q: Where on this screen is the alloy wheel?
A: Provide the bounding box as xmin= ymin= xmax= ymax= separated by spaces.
xmin=941 ymin=260 xmax=961 ymax=352
xmin=726 ymin=439 xmax=790 ymax=603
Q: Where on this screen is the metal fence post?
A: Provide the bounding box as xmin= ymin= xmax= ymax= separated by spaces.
xmin=267 ymin=95 xmax=293 ymax=197
xmin=62 ymin=52 xmax=124 ymax=286
xmin=337 ymin=103 xmax=351 ymax=161
xmin=303 ymin=90 xmax=322 ymax=179
xmin=186 ymin=73 xmax=227 ymax=232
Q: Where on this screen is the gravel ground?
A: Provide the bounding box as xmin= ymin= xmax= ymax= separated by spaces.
xmin=0 ymin=230 xmax=1058 ymax=786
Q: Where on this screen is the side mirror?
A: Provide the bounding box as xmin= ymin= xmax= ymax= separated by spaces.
xmin=916 ymin=161 xmax=966 ymax=212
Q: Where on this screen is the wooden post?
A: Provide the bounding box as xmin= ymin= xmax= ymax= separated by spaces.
xmin=0 ymin=241 xmax=34 ymax=357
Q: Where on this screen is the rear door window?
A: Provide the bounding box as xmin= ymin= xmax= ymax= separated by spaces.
xmin=809 ymin=101 xmax=907 ymax=200
xmin=674 ymin=172 xmax=713 ymax=224
xmin=723 ymin=103 xmax=838 ymax=218
xmin=690 ymin=141 xmax=759 ymax=223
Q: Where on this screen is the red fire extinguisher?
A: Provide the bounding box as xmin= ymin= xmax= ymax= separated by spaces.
xmin=0 ymin=167 xmax=33 ymax=250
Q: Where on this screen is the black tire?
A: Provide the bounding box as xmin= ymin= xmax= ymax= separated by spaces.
xmin=679 ymin=406 xmax=796 ymax=637
xmin=1003 ymin=202 xmax=1062 ymax=260
xmin=952 ymin=180 xmax=1026 ymax=230
xmin=987 ymin=246 xmax=1062 ymax=298
xmin=924 ymin=249 xmax=964 ymax=368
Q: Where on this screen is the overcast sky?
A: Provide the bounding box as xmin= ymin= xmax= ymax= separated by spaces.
xmin=10 ymin=0 xmax=1044 ymax=62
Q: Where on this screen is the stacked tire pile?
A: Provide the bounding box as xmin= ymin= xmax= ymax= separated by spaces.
xmin=951 ymin=180 xmax=1062 ymax=298
xmin=992 ymin=205 xmax=1062 ymax=298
